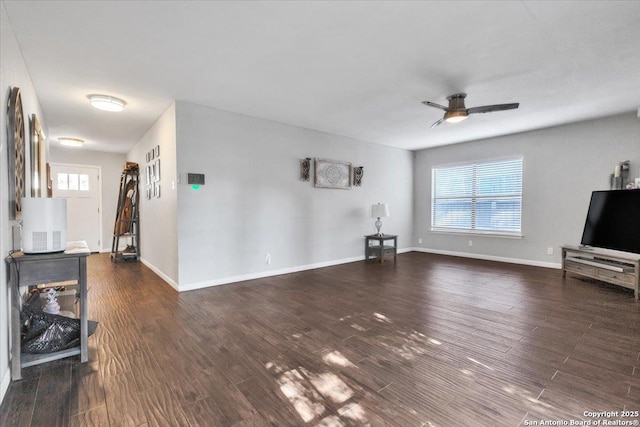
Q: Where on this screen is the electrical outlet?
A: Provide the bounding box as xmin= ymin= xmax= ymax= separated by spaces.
xmin=266 ymin=253 xmax=271 ymax=265
xmin=547 ymin=247 xmax=554 ymax=255
xmin=418 ymin=238 xmax=423 ymax=244
xmin=468 ymin=240 xmax=473 ymax=247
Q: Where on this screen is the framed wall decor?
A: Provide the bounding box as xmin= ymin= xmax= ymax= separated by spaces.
xmin=154 ymin=145 xmax=160 ymax=158
xmin=7 ymin=87 xmax=26 ymax=219
xmin=300 ymin=157 xmax=311 ymax=181
xmin=46 ymin=163 xmax=53 ymax=197
xmin=154 ymin=159 xmax=160 ymax=181
xmin=353 ymin=166 xmax=364 ymax=187
xmin=314 ymin=158 xmax=352 ymax=189
xmin=29 ymin=114 xmax=44 ymax=197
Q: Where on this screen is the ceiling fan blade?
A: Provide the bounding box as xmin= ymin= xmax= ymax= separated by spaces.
xmin=467 ymin=103 xmax=519 ymax=115
xmin=422 ymin=101 xmax=449 ymax=111
xmin=430 ymin=118 xmax=445 ymax=128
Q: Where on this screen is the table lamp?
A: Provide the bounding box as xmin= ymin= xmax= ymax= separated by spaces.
xmin=371 ymin=203 xmax=390 ymax=236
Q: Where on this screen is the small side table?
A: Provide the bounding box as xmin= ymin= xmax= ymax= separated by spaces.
xmin=6 ymin=241 xmax=91 ymax=380
xmin=365 ymin=234 xmax=397 ymax=263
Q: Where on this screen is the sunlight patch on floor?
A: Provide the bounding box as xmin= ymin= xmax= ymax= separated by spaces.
xmin=266 ymin=364 xmax=326 ymax=423
xmin=379 ymin=329 xmax=445 ymax=360
xmin=301 ymin=368 xmax=354 ymax=404
xmin=460 ymin=368 xmax=475 ymax=377
xmin=315 ymin=415 xmax=345 ymax=427
xmin=373 ymin=312 xmax=393 ymax=323
xmin=466 ymin=357 xmax=494 ymax=371
xmin=322 ymin=350 xmax=357 ymax=369
xmin=265 ymin=361 xmax=284 ymax=374
xmin=266 ymin=359 xmax=369 ymax=425
xmin=338 ymin=402 xmax=370 ymax=425
xmin=502 ymin=385 xmax=554 ymax=412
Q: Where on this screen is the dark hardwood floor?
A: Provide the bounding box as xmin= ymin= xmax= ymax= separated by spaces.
xmin=1 ymin=252 xmax=639 ymax=426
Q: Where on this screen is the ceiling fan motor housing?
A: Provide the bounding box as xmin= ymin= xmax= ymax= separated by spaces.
xmin=447 ymin=93 xmax=467 ymax=111
xmin=444 ymin=93 xmax=468 ymax=121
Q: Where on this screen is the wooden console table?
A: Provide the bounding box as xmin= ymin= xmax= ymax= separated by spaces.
xmin=365 ymin=234 xmax=397 ymax=263
xmin=561 ymin=245 xmax=639 ymax=300
xmin=6 ymin=241 xmax=91 ymax=380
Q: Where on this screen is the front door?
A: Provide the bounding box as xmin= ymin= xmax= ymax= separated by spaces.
xmin=50 ymin=163 xmax=101 ymax=252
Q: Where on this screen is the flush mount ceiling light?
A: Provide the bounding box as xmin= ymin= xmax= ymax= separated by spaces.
xmin=88 ymin=94 xmax=126 ymax=112
xmin=59 ymin=137 xmax=84 ymax=147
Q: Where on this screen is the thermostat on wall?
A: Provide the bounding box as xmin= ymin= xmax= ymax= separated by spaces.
xmin=187 ymin=173 xmax=205 ymax=185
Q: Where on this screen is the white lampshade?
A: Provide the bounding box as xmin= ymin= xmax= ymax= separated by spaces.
xmin=371 ymin=203 xmax=390 ymax=218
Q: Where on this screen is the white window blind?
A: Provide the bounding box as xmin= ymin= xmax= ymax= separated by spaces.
xmin=431 ymin=158 xmax=523 ymax=234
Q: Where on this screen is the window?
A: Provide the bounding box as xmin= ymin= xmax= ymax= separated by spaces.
xmin=56 ymin=173 xmax=90 ymax=191
xmin=431 ymin=158 xmax=523 ymax=235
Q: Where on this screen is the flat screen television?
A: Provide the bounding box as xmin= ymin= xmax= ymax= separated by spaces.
xmin=580 ymin=189 xmax=640 ymax=255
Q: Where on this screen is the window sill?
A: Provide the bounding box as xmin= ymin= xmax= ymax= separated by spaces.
xmin=430 ymin=228 xmax=524 ymax=239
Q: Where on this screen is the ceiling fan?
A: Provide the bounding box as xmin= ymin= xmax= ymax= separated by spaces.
xmin=422 ymin=93 xmax=519 ymax=128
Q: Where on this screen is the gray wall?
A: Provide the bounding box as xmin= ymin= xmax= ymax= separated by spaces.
xmin=413 ymin=113 xmax=640 ymax=266
xmin=0 ymin=2 xmax=49 ymax=398
xmin=127 ymin=104 xmax=179 ymax=288
xmin=49 ymin=147 xmax=126 ymax=253
xmin=175 ymin=101 xmax=414 ymax=289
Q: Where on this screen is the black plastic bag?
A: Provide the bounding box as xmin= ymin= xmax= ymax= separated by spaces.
xmin=21 ymin=307 xmax=98 ymax=354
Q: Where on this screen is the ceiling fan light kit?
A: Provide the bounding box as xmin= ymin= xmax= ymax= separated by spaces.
xmin=423 ymin=93 xmax=519 ymax=128
xmin=88 ymin=94 xmax=126 ymax=112
xmin=444 ymin=110 xmax=468 ymax=123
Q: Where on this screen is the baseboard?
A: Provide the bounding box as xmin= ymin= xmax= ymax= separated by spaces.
xmin=411 ymin=247 xmax=561 ymax=269
xmin=179 ymin=256 xmax=363 ymax=292
xmin=0 ymin=367 xmax=10 ymax=406
xmin=99 ymin=246 xmax=127 ymax=254
xmin=139 ymin=258 xmax=180 ymax=292
xmin=179 ymin=247 xmax=414 ymax=292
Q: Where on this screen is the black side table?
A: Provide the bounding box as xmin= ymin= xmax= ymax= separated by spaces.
xmin=365 ymin=234 xmax=397 ymax=263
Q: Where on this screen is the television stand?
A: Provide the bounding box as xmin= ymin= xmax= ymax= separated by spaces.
xmin=561 ymin=245 xmax=639 ymax=300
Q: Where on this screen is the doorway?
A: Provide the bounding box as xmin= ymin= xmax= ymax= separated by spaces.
xmin=50 ymin=163 xmax=102 ymax=252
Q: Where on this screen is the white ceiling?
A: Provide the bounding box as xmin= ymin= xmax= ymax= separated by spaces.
xmin=4 ymin=1 xmax=640 ymax=153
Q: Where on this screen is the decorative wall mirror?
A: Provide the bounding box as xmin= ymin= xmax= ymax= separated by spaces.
xmin=7 ymin=87 xmax=25 ymax=219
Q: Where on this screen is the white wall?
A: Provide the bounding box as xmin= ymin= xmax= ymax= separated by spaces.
xmin=175 ymin=101 xmax=414 ymax=290
xmin=0 ymin=1 xmax=49 ymax=400
xmin=127 ymin=103 xmax=179 ymax=288
xmin=414 ymin=113 xmax=640 ymax=267
xmin=49 ymin=147 xmax=126 ymax=252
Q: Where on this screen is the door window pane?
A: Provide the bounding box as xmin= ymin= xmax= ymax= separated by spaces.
xmin=57 ymin=173 xmax=68 ymax=190
xmin=68 ymin=174 xmax=79 ymax=191
xmin=79 ymin=174 xmax=89 ymax=191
